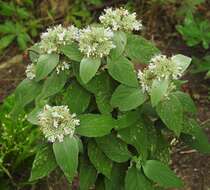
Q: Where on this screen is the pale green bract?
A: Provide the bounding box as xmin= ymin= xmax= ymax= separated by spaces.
xmin=38 ymin=105 xmax=80 ymax=143
xmin=78 ymin=26 xmax=115 ymax=58
xmin=99 ymin=7 xmax=142 ymax=32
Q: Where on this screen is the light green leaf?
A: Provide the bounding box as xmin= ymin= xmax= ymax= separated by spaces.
xmin=76 ymin=114 xmax=115 ymax=137
xmin=79 ymin=157 xmax=97 ymax=190
xmin=143 ymin=160 xmax=183 ymax=188
xmin=63 ymin=81 xmax=91 ymax=114
xmin=53 ymin=136 xmax=79 ymax=182
xmin=125 ymin=166 xmax=154 ymax=190
xmin=150 ymin=79 xmax=169 ymax=107
xmin=36 ymin=71 xmax=68 ymax=103
xmin=61 ymin=42 xmax=83 ymax=62
xmin=107 ymin=56 xmax=138 ymax=87
xmin=110 ymin=31 xmax=127 ymax=59
xmin=88 ymin=140 xmax=112 ymax=178
xmin=80 ymin=57 xmax=101 ymax=83
xmin=30 ymin=145 xmax=57 ymax=181
xmin=125 ymin=34 xmax=160 ymax=64
xmin=96 ymin=134 xmax=131 ymax=163
xmin=111 ymin=84 xmax=146 ymax=111
xmin=171 ymin=54 xmax=192 ymax=73
xmin=36 ymin=53 xmax=59 ymax=81
xmin=156 ymin=94 xmax=183 ymax=135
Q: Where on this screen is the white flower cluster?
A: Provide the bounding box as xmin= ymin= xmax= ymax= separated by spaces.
xmin=56 ymin=60 xmax=70 ymax=74
xmin=99 ymin=7 xmax=142 ymax=31
xmin=79 ymin=26 xmax=115 ymax=58
xmin=25 ymin=64 xmax=36 ymax=80
xmin=38 ymin=105 xmax=80 ymax=143
xmin=138 ymin=54 xmax=183 ymax=93
xmin=39 ymin=25 xmax=79 ymax=54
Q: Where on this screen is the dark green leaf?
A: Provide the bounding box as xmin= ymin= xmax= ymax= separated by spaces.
xmin=36 ymin=53 xmax=59 ymax=81
xmin=125 ymin=166 xmax=154 ymax=190
xmin=76 ymin=114 xmax=115 ymax=137
xmin=53 ymin=136 xmax=79 ymax=183
xmin=0 ymin=34 xmax=15 ymax=50
xmin=111 ymin=84 xmax=146 ymax=111
xmin=80 ymin=57 xmax=101 ymax=83
xmin=63 ymin=81 xmax=91 ymax=114
xmin=125 ymin=34 xmax=160 ymax=64
xmin=88 ymin=140 xmax=112 ymax=178
xmin=30 ymin=145 xmax=57 ymax=181
xmin=143 ymin=160 xmax=183 ymax=188
xmin=108 ymin=56 xmax=138 ymax=87
xmin=96 ymin=134 xmax=131 ymax=163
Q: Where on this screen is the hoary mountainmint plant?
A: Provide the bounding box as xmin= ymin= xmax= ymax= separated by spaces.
xmin=12 ymin=7 xmax=210 ymax=190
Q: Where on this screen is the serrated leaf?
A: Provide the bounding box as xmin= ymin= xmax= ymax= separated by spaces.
xmin=80 ymin=57 xmax=101 ymax=83
xmin=125 ymin=34 xmax=160 ymax=64
xmin=111 ymin=84 xmax=146 ymax=111
xmin=53 ymin=136 xmax=79 ymax=183
xmin=156 ymin=94 xmax=183 ymax=135
xmin=151 ymin=79 xmax=169 ymax=107
xmin=96 ymin=134 xmax=131 ymax=163
xmin=61 ymin=42 xmax=83 ymax=62
xmin=107 ymin=56 xmax=138 ymax=87
xmin=30 ymin=145 xmax=57 ymax=181
xmin=88 ymin=140 xmax=112 ymax=178
xmin=36 ymin=53 xmax=59 ymax=81
xmin=125 ymin=166 xmax=154 ymax=190
xmin=143 ymin=160 xmax=183 ymax=188
xmin=63 ymin=81 xmax=91 ymax=114
xmin=79 ymin=157 xmax=97 ymax=190
xmin=76 ymin=114 xmax=115 ymax=137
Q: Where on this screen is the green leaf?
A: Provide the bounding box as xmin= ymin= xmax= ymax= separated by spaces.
xmin=171 ymin=54 xmax=192 ymax=73
xmin=143 ymin=160 xmax=183 ymax=188
xmin=13 ymin=79 xmax=42 ymax=110
xmin=63 ymin=81 xmax=91 ymax=114
xmin=115 ymin=111 xmax=140 ymax=130
xmin=36 ymin=71 xmax=68 ymax=103
xmin=79 ymin=157 xmax=97 ymax=190
xmin=88 ymin=140 xmax=112 ymax=178
xmin=61 ymin=42 xmax=83 ymax=62
xmin=96 ymin=134 xmax=131 ymax=163
xmin=107 ymin=56 xmax=138 ymax=87
xmin=30 ymin=145 xmax=57 ymax=181
xmin=125 ymin=34 xmax=160 ymax=64
xmin=36 ymin=53 xmax=59 ymax=81
xmin=111 ymin=84 xmax=146 ymax=111
xmin=125 ymin=166 xmax=154 ymax=190
xmin=110 ymin=31 xmax=127 ymax=59
xmin=150 ymin=79 xmax=169 ymax=107
xmin=118 ymin=120 xmax=148 ymax=159
xmin=76 ymin=114 xmax=115 ymax=137
xmin=156 ymin=94 xmax=183 ymax=135
xmin=53 ymin=136 xmax=79 ymax=183
xmin=182 ymin=119 xmax=210 ymax=154
xmin=0 ymin=34 xmax=15 ymax=50
xmin=80 ymin=57 xmax=101 ymax=83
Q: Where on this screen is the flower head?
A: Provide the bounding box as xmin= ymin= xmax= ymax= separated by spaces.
xmin=39 ymin=25 xmax=79 ymax=54
xmin=38 ymin=105 xmax=80 ymax=143
xmin=99 ymin=7 xmax=142 ymax=31
xmin=26 ymin=64 xmax=36 ymax=80
xmin=138 ymin=54 xmax=183 ymax=94
xmin=79 ymin=26 xmax=115 ymax=58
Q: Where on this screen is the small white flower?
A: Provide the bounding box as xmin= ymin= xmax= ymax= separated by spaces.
xmin=56 ymin=60 xmax=70 ymax=74
xmin=25 ymin=64 xmax=36 ymax=80
xmin=99 ymin=7 xmax=142 ymax=32
xmin=38 ymin=105 xmax=80 ymax=143
xmin=79 ymin=26 xmax=115 ymax=58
